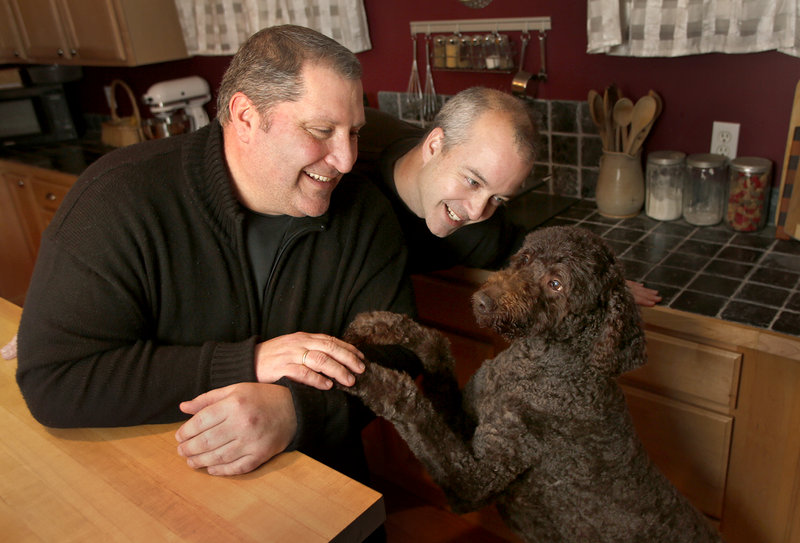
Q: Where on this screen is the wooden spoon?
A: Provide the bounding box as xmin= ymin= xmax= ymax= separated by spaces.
xmin=628 ymin=91 xmax=663 ymax=156
xmin=624 ymin=95 xmax=657 ymax=155
xmin=588 ymin=89 xmax=609 ymax=150
xmin=613 ymin=98 xmax=634 ymax=153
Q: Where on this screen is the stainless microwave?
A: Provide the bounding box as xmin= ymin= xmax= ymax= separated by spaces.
xmin=0 ymin=83 xmax=82 ymax=146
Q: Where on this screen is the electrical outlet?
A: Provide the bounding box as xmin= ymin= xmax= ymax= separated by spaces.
xmin=710 ymin=121 xmax=740 ymax=159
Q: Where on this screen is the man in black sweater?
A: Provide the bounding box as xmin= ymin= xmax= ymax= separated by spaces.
xmin=17 ymin=25 xmax=417 ymax=483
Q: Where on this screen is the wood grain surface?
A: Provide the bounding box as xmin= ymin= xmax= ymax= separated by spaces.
xmin=0 ymin=297 xmax=384 ymax=542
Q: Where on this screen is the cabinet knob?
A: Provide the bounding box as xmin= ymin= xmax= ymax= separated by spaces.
xmin=57 ymin=48 xmax=64 ymax=56
xmin=70 ymin=49 xmax=77 ymax=56
xmin=16 ymin=179 xmax=24 ymax=187
xmin=46 ymin=193 xmax=56 ymax=201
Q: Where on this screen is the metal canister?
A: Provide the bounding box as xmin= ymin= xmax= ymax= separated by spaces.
xmin=645 ymin=151 xmax=685 ymax=221
xmin=725 ymin=157 xmax=772 ymax=232
xmin=683 ymin=153 xmax=727 ymax=226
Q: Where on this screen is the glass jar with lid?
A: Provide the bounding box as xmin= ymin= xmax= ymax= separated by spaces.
xmin=645 ymin=150 xmax=685 ymax=221
xmin=683 ymin=153 xmax=727 ymax=226
xmin=432 ymin=36 xmax=446 ymax=69
xmin=725 ymin=157 xmax=772 ymax=232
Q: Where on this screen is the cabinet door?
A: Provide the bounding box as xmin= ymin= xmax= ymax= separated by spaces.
xmin=9 ymin=0 xmax=74 ymax=62
xmin=0 ymin=0 xmax=25 ymax=62
xmin=622 ymin=385 xmax=733 ymax=519
xmin=0 ymin=174 xmax=36 ymax=305
xmin=57 ymin=0 xmax=125 ymax=63
xmin=2 ymin=170 xmax=40 ymax=256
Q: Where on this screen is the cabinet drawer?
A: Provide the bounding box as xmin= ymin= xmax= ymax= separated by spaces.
xmin=619 ymin=330 xmax=741 ymax=413
xmin=622 ymin=385 xmax=732 ymax=519
xmin=29 ymin=179 xmax=69 ymax=213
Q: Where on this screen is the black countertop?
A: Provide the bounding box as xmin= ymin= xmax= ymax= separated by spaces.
xmin=0 ymin=138 xmax=111 ymax=176
xmin=542 ymin=199 xmax=800 ymax=338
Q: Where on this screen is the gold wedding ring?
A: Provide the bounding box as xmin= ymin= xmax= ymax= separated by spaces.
xmin=301 ymin=349 xmax=310 ymax=365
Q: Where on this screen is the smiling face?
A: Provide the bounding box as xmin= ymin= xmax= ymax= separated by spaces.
xmin=226 ymin=62 xmax=365 ymax=217
xmin=414 ymin=110 xmax=532 ymax=237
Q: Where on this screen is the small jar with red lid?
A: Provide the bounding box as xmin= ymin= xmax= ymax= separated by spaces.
xmin=725 ymin=157 xmax=772 ymax=232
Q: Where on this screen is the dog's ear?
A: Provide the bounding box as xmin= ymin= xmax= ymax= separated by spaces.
xmin=590 ymin=268 xmax=646 ymax=376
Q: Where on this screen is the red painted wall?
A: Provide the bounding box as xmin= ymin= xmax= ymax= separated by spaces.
xmin=78 ymin=1 xmax=800 ymax=177
xmin=357 ymin=0 xmax=800 ymax=177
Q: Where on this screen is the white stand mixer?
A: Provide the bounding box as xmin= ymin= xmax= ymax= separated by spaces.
xmin=142 ymin=76 xmax=211 ymax=132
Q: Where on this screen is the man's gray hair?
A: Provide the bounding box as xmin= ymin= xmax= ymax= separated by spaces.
xmin=432 ymin=87 xmax=538 ymax=164
xmin=216 ymin=24 xmax=362 ymax=126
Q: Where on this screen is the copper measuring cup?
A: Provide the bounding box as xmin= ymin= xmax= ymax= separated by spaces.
xmin=511 ymin=31 xmax=548 ymax=97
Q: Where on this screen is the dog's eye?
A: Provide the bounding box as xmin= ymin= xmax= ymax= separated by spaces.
xmin=517 ymin=253 xmax=531 ymax=266
xmin=548 ymin=279 xmax=563 ymax=291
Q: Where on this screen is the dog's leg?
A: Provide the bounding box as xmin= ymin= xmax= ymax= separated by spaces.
xmin=342 ymin=357 xmax=536 ymax=514
xmin=344 ymin=311 xmax=471 ymax=436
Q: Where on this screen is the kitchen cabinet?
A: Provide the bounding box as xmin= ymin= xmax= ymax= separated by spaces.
xmin=6 ymin=0 xmax=187 ymax=66
xmin=0 ymin=160 xmax=76 ymax=305
xmin=362 ymin=267 xmax=800 ymax=543
xmin=0 ymin=0 xmax=25 ymax=62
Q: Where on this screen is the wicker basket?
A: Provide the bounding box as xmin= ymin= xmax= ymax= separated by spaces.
xmin=101 ymin=79 xmax=144 ymax=148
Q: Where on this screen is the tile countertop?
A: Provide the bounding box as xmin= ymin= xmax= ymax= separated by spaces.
xmin=539 ymin=199 xmax=800 ymax=338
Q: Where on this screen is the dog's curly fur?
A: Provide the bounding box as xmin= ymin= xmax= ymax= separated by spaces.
xmin=342 ymin=226 xmax=722 ymax=543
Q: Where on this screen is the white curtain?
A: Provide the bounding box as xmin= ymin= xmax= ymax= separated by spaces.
xmin=587 ymin=0 xmax=800 ymax=58
xmin=173 ymin=0 xmax=372 ymax=55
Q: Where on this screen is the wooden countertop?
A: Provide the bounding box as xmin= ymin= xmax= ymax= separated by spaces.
xmin=0 ymin=298 xmax=384 ymax=542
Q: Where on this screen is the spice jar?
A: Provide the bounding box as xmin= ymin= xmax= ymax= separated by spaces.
xmin=445 ymin=34 xmax=460 ymax=68
xmin=683 ymin=153 xmax=727 ymax=226
xmin=645 ymin=151 xmax=685 ymax=221
xmin=725 ymin=157 xmax=772 ymax=232
xmin=432 ymin=36 xmax=446 ymax=68
xmin=470 ymin=35 xmax=484 ymax=69
xmin=458 ymin=35 xmax=472 ymax=68
xmin=483 ymin=33 xmax=501 ymax=69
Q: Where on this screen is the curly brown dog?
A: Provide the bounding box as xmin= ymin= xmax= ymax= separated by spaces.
xmin=341 ymin=226 xmax=722 ymax=542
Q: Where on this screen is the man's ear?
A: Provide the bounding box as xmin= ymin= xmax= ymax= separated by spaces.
xmin=421 ymin=127 xmax=445 ymax=163
xmin=228 ymin=92 xmax=260 ymax=142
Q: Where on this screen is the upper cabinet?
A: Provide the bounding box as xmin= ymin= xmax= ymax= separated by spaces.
xmin=4 ymin=0 xmax=188 ymax=66
xmin=0 ymin=0 xmax=24 ymax=63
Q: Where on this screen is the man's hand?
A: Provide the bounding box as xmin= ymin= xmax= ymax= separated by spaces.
xmin=254 ymin=332 xmax=365 ymax=389
xmin=626 ymin=280 xmax=662 ymax=307
xmin=175 ymin=383 xmax=297 ymax=476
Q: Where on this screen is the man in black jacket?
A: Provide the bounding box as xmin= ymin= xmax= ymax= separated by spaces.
xmin=354 ymin=90 xmax=661 ymax=306
xmin=17 ymin=25 xmax=416 ymax=482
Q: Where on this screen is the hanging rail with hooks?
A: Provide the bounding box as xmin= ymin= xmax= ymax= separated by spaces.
xmin=409 ymin=16 xmax=550 ymax=35
xmin=409 ymin=17 xmax=551 ymax=79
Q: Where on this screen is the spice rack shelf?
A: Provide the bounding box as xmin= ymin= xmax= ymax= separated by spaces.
xmin=409 ymin=17 xmax=551 ymax=78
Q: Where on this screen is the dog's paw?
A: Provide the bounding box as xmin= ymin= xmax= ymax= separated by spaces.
xmin=337 ymin=360 xmax=419 ymax=420
xmin=345 ymin=311 xmax=455 ymax=376
xmin=344 ymin=311 xmax=416 ymax=345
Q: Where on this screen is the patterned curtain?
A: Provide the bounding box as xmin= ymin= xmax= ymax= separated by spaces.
xmin=587 ymin=0 xmax=800 ymax=58
xmin=173 ymin=0 xmax=372 ymax=55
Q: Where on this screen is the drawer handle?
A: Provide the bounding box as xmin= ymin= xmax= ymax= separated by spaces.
xmin=17 ymin=180 xmax=24 ymax=187
xmin=46 ymin=193 xmax=57 ymax=201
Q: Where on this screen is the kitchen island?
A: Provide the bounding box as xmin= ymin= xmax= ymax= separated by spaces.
xmin=0 ymin=297 xmax=385 ymax=542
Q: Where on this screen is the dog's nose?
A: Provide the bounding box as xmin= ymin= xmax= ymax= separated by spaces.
xmin=472 ymin=291 xmax=495 ymax=314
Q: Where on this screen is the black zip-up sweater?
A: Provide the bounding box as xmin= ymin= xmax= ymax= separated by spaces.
xmin=17 ymin=120 xmax=416 ymax=478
